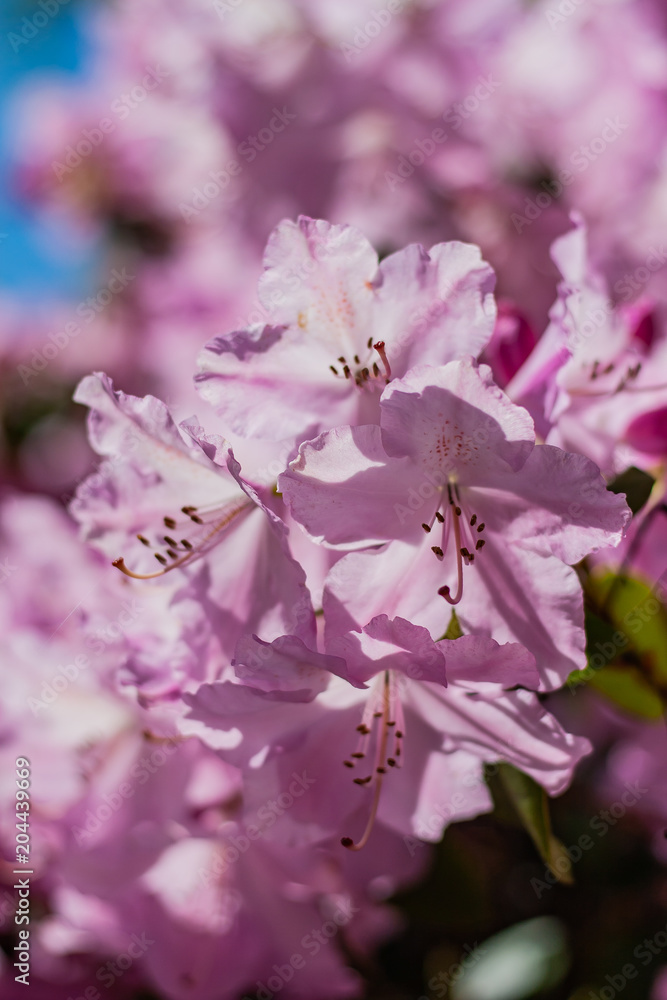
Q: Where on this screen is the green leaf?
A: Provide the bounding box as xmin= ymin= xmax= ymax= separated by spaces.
xmin=584 ymin=607 xmax=620 ymax=652
xmin=607 ymin=466 xmax=655 ymax=515
xmin=577 ymin=572 xmax=667 ymax=716
xmin=605 ymin=575 xmax=667 ymax=685
xmin=497 ymin=764 xmax=573 ymax=885
xmin=441 ymin=609 xmax=464 ymax=641
xmin=588 ymin=572 xmax=667 ymax=690
xmin=589 ymin=665 xmax=664 ymax=719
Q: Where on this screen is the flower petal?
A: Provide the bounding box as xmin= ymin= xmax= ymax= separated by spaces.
xmin=468 ymin=444 xmax=631 ymax=563
xmin=375 ymin=240 xmax=497 ymax=375
xmin=380 ymin=359 xmax=535 ymax=483
xmin=327 ymin=614 xmax=447 ymax=687
xmin=196 ymin=323 xmax=350 ymax=441
xmin=280 ymin=424 xmax=420 ymax=548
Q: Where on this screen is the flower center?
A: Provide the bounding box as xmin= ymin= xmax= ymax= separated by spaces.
xmin=328 ymin=338 xmax=392 ymax=390
xmin=112 ymin=497 xmax=254 ymax=579
xmin=341 ymin=670 xmax=404 ymax=852
xmin=421 ymin=482 xmax=486 ymax=606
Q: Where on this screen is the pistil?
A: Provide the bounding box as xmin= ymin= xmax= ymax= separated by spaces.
xmin=421 ymin=483 xmax=486 ymax=605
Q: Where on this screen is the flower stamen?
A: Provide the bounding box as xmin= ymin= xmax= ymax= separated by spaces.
xmin=328 ymin=341 xmax=392 ymax=389
xmin=113 ymin=497 xmax=253 ymax=579
xmin=342 ymin=671 xmax=404 ymax=852
xmin=424 ymin=484 xmax=486 ymax=605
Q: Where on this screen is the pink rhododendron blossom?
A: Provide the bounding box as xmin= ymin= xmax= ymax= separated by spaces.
xmin=0 ymin=495 xmax=406 ymax=1000
xmin=71 ymin=372 xmax=313 ymax=659
xmin=4 ymin=0 xmax=667 ymax=984
xmin=196 ymin=216 xmax=496 ymax=442
xmin=281 ymin=357 xmax=630 ymax=687
xmin=509 ymin=216 xmax=667 ymax=474
xmin=590 ymin=488 xmax=667 ymax=591
xmin=182 ymin=615 xmax=590 ymax=853
xmin=481 ymin=300 xmax=537 ymax=390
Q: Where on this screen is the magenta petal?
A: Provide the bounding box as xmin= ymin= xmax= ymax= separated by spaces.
xmin=233 ymin=633 xmax=341 ymax=698
xmin=410 ymin=683 xmax=591 ymax=795
xmin=482 ymin=300 xmax=537 ymax=389
xmin=324 ymin=537 xmax=587 ymax=691
xmin=379 ymin=359 xmax=535 ymax=482
xmin=196 ymin=323 xmax=350 ymax=441
xmin=258 ymin=215 xmax=378 ymax=338
xmin=458 ymin=540 xmax=588 ymax=691
xmin=373 ymin=240 xmax=497 ymax=375
xmin=438 ymin=635 xmax=539 ymax=692
xmin=405 ymin=750 xmax=493 ymax=841
xmin=625 ymin=406 xmax=667 ymax=456
xmin=327 ymin=614 xmax=447 ymax=687
xmin=180 ymin=681 xmax=323 ymax=764
xmin=71 ymin=372 xmax=242 ymax=567
xmin=469 ymin=444 xmax=631 ymax=563
xmin=280 ymin=424 xmax=421 ymax=548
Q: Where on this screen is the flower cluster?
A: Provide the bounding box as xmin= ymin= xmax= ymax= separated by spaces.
xmin=3 ymin=0 xmax=667 ymax=996
xmin=1 ymin=215 xmax=639 ymax=996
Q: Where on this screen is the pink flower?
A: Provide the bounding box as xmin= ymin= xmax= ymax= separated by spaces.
xmin=182 ymin=617 xmax=590 ymax=853
xmin=281 ymin=357 xmax=630 ymax=688
xmin=196 ymin=216 xmax=496 ymax=442
xmin=510 ymin=215 xmax=667 ymax=475
xmin=590 ymin=490 xmax=667 ymax=592
xmin=481 ymin=300 xmax=537 ymax=390
xmin=71 ymin=373 xmax=313 ymax=660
